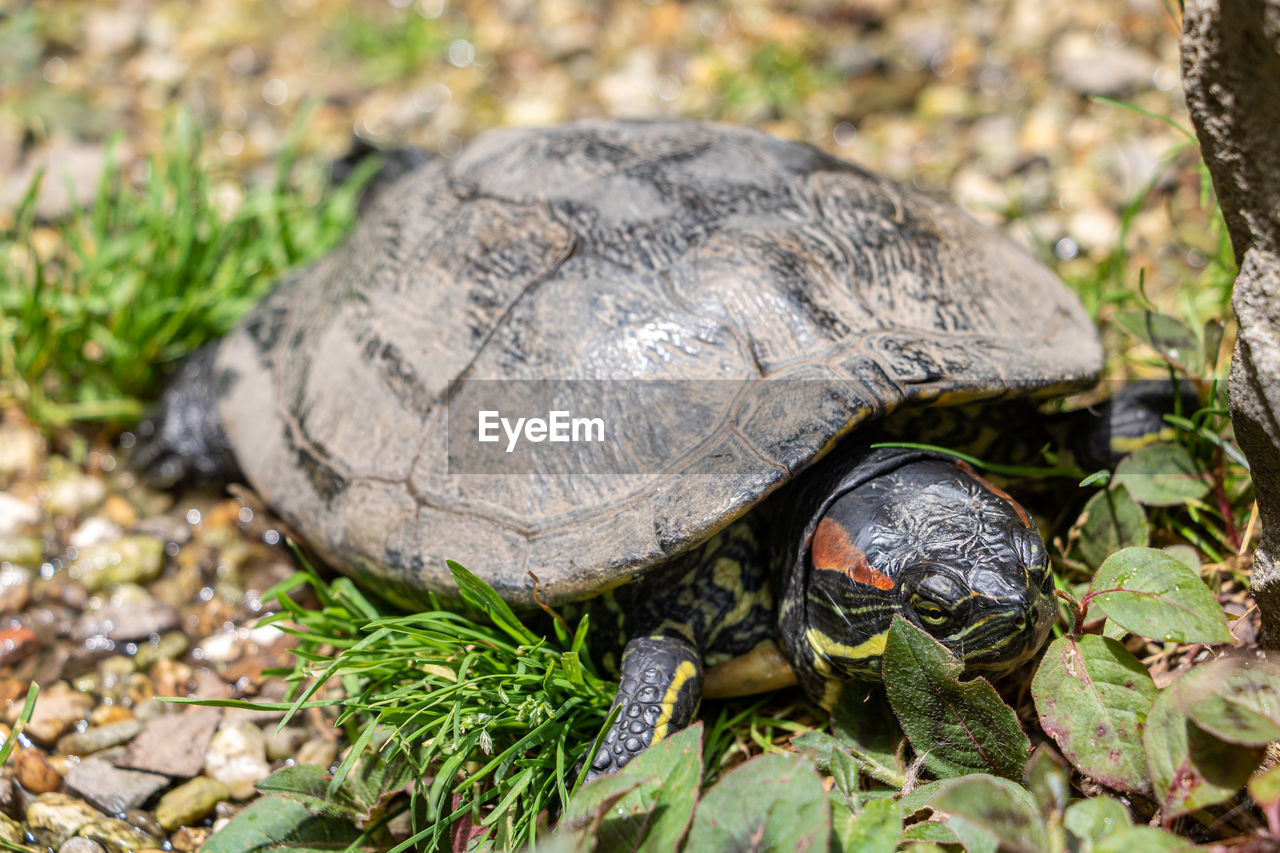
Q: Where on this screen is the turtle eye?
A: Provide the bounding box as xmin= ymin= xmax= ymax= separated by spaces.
xmin=912 ymin=596 xmax=954 ymax=629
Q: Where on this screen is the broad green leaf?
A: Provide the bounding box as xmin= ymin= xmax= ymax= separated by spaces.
xmin=201 ymin=796 xmax=370 ymax=852
xmin=1091 ymin=825 xmax=1187 ymax=852
xmin=1176 ymin=655 xmax=1280 ymax=746
xmin=1087 ymin=547 xmax=1231 ymax=644
xmin=1031 ymin=634 xmax=1156 ymax=794
xmin=927 ymin=774 xmax=1046 ymax=853
xmin=900 ymin=818 xmax=999 ymax=853
xmin=1143 ymin=685 xmax=1262 ymax=817
xmin=830 ymin=798 xmax=901 ymax=853
xmin=830 ymin=682 xmax=906 ymax=787
xmin=684 ymin=752 xmax=829 ymax=852
xmin=1112 ymin=444 xmax=1210 ymax=507
xmin=560 ymin=773 xmax=647 ymax=829
xmin=882 ymin=617 xmax=1029 ymax=780
xmin=1062 ymin=796 xmax=1130 ymax=850
xmin=256 ymin=764 xmax=366 ymax=823
xmin=1024 ymin=744 xmax=1071 ymax=820
xmin=1112 ymin=310 xmax=1201 ymax=368
xmin=592 ymin=723 xmax=703 ymax=851
xmin=1075 ymin=485 xmax=1147 ymax=571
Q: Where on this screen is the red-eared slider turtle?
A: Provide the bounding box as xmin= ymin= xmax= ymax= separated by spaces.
xmin=133 ymin=118 xmax=1102 ymax=777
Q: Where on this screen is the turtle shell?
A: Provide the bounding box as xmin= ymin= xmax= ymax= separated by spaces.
xmin=213 ymin=118 xmax=1101 ymax=607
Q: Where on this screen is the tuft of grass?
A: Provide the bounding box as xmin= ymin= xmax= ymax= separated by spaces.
xmin=0 ymin=110 xmax=375 ymax=427
xmin=198 ymin=555 xmax=618 ymax=851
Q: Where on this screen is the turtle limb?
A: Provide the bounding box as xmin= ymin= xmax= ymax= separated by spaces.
xmin=584 ymin=634 xmax=702 ymax=780
xmin=129 ymin=344 xmax=242 ymax=488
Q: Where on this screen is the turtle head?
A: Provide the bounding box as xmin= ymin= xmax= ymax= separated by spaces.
xmin=785 ymin=457 xmax=1054 ymax=705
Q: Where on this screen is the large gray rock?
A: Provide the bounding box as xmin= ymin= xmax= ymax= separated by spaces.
xmin=1182 ymin=0 xmax=1280 ymax=646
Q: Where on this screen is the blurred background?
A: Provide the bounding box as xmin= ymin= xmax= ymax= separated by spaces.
xmin=2 ymin=0 xmax=1211 ymax=319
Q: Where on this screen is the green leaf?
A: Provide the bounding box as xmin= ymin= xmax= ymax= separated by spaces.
xmin=1112 ymin=444 xmax=1210 ymax=507
xmin=1030 ymin=634 xmax=1157 ymax=794
xmin=1091 ymin=825 xmax=1188 ymax=853
xmin=683 ymin=752 xmax=830 ymax=852
xmin=1075 ymin=485 xmax=1147 ymax=571
xmin=882 ymin=617 xmax=1030 ymax=780
xmin=927 ymin=774 xmax=1046 ymax=853
xmin=1062 ymin=796 xmax=1131 ymax=850
xmin=548 ymin=776 xmax=645 ymax=852
xmin=201 ymin=796 xmax=371 ymax=852
xmin=1024 ymin=744 xmax=1071 ymax=820
xmin=1175 ymin=655 xmax=1280 ymax=746
xmin=1143 ymin=685 xmax=1262 ymax=817
xmin=900 ymin=818 xmax=999 ymax=853
xmin=1087 ymin=547 xmax=1231 ymax=644
xmin=591 ymin=723 xmax=703 ymax=851
xmin=1112 ymin=310 xmax=1201 ymax=368
xmin=830 ymin=682 xmax=906 ymax=787
xmin=830 ymin=798 xmax=902 ymax=853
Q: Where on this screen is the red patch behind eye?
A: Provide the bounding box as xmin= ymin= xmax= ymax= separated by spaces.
xmin=954 ymin=461 xmax=1032 ymax=528
xmin=812 ymin=517 xmax=895 ymax=590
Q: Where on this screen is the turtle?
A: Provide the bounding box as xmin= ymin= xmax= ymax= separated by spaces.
xmin=132 ymin=117 xmax=1105 ymax=778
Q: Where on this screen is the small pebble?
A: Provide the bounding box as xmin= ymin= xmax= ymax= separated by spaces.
xmin=154 ymin=776 xmax=229 ymax=830
xmin=264 ymin=726 xmax=308 ymax=761
xmin=0 ymin=564 xmax=32 ymax=615
xmin=0 ymin=535 xmax=42 ymax=568
xmin=0 ymin=493 xmax=38 ymax=535
xmin=118 ymin=709 xmax=221 ymax=777
xmin=15 ymin=749 xmax=62 ymax=793
xmin=203 ymin=719 xmax=270 ymax=799
xmin=26 ymin=792 xmax=99 ymax=848
xmin=57 ymin=719 xmax=144 ymax=756
xmin=21 ymin=682 xmax=94 ymax=746
xmin=0 ymin=421 xmax=41 ymax=477
xmin=46 ymin=467 xmax=108 ymax=517
xmin=78 ymin=815 xmax=154 ymax=852
xmin=295 ymin=738 xmax=339 ymax=769
xmin=69 ymin=517 xmax=125 ymax=550
xmin=71 ymin=535 xmax=165 ymax=591
xmin=58 ymin=838 xmax=107 ymax=853
xmin=169 ymin=825 xmax=210 ymax=852
xmin=64 ymin=759 xmax=168 ymax=816
xmin=0 ymin=813 xmax=22 ymax=844
xmin=98 ymin=497 xmax=138 ymax=529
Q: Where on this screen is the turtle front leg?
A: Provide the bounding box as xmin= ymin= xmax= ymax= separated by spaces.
xmin=585 ymin=634 xmax=702 ymax=780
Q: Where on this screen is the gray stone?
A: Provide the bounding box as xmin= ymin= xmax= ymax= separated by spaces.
xmin=154 ymin=777 xmax=229 ymax=831
xmin=73 ymin=585 xmax=178 ymax=642
xmin=1182 ymin=0 xmax=1280 ymax=646
xmin=1053 ymin=31 xmax=1157 ymax=96
xmin=58 ymin=838 xmax=107 ymax=853
xmin=58 ymin=719 xmax=144 ymax=757
xmin=117 ymin=708 xmax=221 ymax=777
xmin=64 ymin=758 xmax=168 ymax=815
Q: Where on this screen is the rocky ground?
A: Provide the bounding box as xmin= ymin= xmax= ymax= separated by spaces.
xmin=0 ymin=0 xmax=1234 ymax=850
